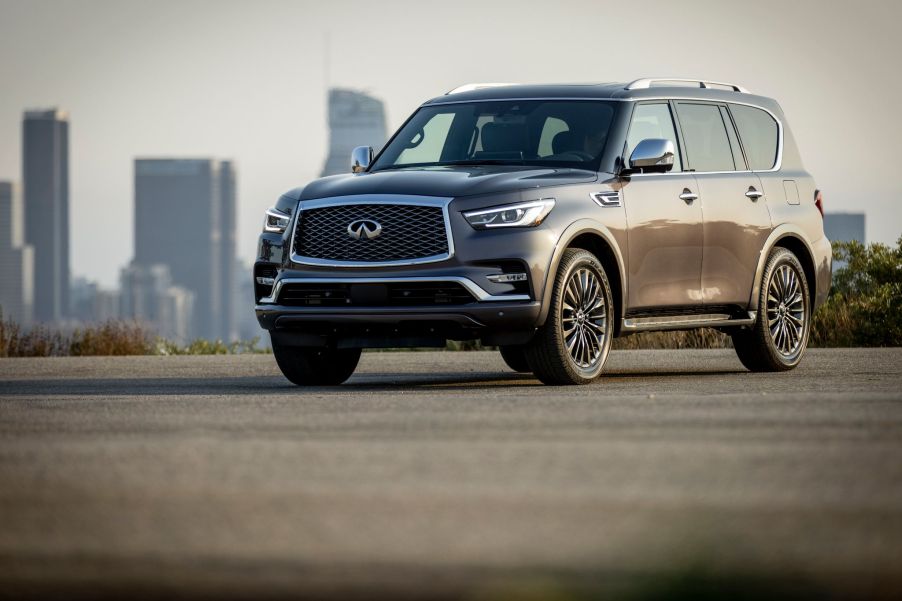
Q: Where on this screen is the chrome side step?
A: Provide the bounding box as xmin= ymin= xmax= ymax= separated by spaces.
xmin=621 ymin=312 xmax=756 ymax=332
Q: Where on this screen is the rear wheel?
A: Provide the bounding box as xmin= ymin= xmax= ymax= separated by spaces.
xmin=499 ymin=345 xmax=531 ymax=373
xmin=271 ymin=339 xmax=361 ymax=385
xmin=731 ymin=247 xmax=810 ymax=371
xmin=525 ymin=248 xmax=614 ymax=385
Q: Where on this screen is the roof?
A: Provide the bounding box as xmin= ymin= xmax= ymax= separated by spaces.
xmin=422 ymin=80 xmax=779 ymax=112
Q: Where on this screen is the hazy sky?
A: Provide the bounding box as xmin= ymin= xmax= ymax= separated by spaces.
xmin=1 ymin=0 xmax=900 ymax=287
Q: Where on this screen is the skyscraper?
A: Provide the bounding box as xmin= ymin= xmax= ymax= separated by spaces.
xmin=824 ymin=212 xmax=866 ymax=273
xmin=320 ymin=89 xmax=387 ymax=177
xmin=23 ymin=108 xmax=69 ymax=323
xmin=0 ymin=181 xmax=34 ymax=325
xmin=824 ymin=213 xmax=866 ymax=245
xmin=133 ymin=158 xmax=235 ymax=340
xmin=218 ymin=161 xmax=237 ymax=342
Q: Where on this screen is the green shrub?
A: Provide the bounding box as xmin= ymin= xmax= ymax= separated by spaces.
xmin=0 ymin=313 xmax=269 ymax=357
xmin=810 ymin=237 xmax=902 ymax=347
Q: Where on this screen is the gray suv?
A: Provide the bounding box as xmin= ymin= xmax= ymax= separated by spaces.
xmin=255 ymin=78 xmax=831 ymax=385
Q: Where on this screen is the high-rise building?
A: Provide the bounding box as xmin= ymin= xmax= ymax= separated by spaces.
xmin=23 ymin=108 xmax=69 ymax=323
xmin=824 ymin=212 xmax=866 ymax=273
xmin=71 ymin=277 xmax=120 ymax=324
xmin=0 ymin=181 xmax=34 ymax=325
xmin=824 ymin=213 xmax=866 ymax=245
xmin=133 ymin=158 xmax=235 ymax=340
xmin=120 ymin=262 xmax=194 ymax=343
xmin=320 ymin=89 xmax=387 ymax=177
xmin=218 ymin=161 xmax=237 ymax=341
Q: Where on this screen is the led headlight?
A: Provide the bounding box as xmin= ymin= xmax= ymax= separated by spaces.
xmin=263 ymin=207 xmax=290 ymax=233
xmin=463 ymin=198 xmax=555 ymax=230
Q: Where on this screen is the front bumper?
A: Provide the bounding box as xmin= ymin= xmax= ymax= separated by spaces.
xmin=257 ymin=299 xmax=541 ymax=348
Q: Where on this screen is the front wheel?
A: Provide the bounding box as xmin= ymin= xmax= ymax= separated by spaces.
xmin=731 ymin=247 xmax=811 ymax=372
xmin=525 ymin=248 xmax=614 ymax=385
xmin=271 ymin=339 xmax=361 ymax=385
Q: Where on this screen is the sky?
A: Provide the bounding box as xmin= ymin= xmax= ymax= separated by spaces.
xmin=0 ymin=0 xmax=900 ymax=287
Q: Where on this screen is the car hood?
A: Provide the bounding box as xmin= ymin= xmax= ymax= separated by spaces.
xmin=283 ymin=166 xmax=599 ymax=202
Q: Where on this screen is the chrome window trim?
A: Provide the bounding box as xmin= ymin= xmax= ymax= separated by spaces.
xmin=422 ymin=97 xmax=783 ymax=173
xmin=628 ymin=100 xmax=783 ymax=174
xmin=257 ymin=276 xmax=530 ymax=305
xmin=289 ymin=194 xmax=455 ymax=268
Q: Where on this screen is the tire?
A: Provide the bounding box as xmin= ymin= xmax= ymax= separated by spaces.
xmin=271 ymin=339 xmax=361 ymax=385
xmin=525 ymin=248 xmax=614 ymax=385
xmin=731 ymin=247 xmax=811 ymax=372
xmin=499 ymin=345 xmax=531 ymax=373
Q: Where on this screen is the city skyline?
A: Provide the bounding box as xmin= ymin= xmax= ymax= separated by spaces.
xmin=0 ymin=0 xmax=901 ymax=288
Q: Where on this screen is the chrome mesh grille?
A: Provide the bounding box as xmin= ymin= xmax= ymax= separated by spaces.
xmin=293 ymin=204 xmax=449 ymax=263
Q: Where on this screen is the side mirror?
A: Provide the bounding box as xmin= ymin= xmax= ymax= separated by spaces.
xmin=628 ymin=139 xmax=675 ymax=173
xmin=351 ymin=146 xmax=374 ymax=173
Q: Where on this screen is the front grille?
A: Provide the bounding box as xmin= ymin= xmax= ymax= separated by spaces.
xmin=293 ymin=203 xmax=449 ymax=264
xmin=278 ymin=282 xmax=475 ymax=307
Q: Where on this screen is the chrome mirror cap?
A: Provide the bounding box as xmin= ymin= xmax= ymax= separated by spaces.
xmin=629 ymin=138 xmax=675 ymax=172
xmin=351 ymin=146 xmax=374 ymax=173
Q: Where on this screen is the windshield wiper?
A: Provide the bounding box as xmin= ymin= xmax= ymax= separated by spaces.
xmin=370 ymin=159 xmax=525 ymax=172
xmin=441 ymin=159 xmax=525 ymax=166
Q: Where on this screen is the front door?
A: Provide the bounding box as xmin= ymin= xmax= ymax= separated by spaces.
xmin=620 ymin=102 xmax=703 ymax=311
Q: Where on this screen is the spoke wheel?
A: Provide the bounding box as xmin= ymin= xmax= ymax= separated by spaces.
xmin=561 ymin=268 xmax=609 ymax=369
xmin=526 ymin=248 xmax=614 ymax=385
xmin=766 ymin=263 xmax=806 ymax=357
xmin=731 ymin=247 xmax=811 ymax=372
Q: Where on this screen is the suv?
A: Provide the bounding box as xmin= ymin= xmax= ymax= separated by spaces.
xmin=255 ymin=78 xmax=831 ymax=385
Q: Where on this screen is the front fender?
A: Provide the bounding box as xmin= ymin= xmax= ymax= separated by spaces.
xmin=536 ymin=218 xmax=628 ymax=327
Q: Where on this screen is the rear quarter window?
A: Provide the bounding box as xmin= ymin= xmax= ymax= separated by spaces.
xmin=729 ymin=104 xmax=779 ymax=170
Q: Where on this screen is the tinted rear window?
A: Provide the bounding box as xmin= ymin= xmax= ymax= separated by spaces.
xmin=675 ymin=103 xmax=735 ymax=172
xmin=730 ymin=104 xmax=779 ymax=170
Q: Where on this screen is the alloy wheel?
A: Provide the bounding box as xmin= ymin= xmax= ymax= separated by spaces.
xmin=561 ymin=267 xmax=608 ymax=369
xmin=766 ymin=263 xmax=806 ymax=357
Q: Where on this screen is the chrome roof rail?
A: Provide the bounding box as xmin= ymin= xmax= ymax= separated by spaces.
xmin=445 ymin=82 xmax=520 ymax=95
xmin=625 ymin=78 xmax=750 ymax=94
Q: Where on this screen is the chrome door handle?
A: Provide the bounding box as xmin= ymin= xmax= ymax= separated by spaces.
xmin=745 ymin=187 xmax=764 ymax=200
xmin=679 ymin=189 xmax=698 ymax=203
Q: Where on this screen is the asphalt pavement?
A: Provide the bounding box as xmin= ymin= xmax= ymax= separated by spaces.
xmin=1 ymin=348 xmax=901 ymax=600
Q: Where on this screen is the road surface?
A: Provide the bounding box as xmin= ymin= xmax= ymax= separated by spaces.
xmin=1 ymin=349 xmax=901 ymax=600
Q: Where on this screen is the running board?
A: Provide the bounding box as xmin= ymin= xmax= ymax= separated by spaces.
xmin=621 ymin=312 xmax=756 ymax=332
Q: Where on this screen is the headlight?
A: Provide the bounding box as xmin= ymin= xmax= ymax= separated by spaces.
xmin=463 ymin=198 xmax=555 ymax=230
xmin=263 ymin=208 xmax=290 ymax=233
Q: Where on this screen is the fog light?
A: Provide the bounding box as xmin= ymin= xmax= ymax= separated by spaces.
xmin=256 ymin=276 xmax=275 ymax=286
xmin=487 ymin=273 xmax=528 ymax=283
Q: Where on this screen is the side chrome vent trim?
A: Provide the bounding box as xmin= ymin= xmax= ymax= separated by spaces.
xmin=591 ymin=191 xmax=622 ymax=208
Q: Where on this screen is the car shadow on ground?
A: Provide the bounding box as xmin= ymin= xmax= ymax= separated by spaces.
xmin=1 ymin=366 xmax=751 ymax=397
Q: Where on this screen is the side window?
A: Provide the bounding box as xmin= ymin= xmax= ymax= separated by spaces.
xmin=396 ymin=112 xmax=455 ymax=164
xmin=675 ymin=103 xmax=736 ymax=172
xmin=719 ymin=106 xmax=747 ymax=170
xmin=729 ymin=104 xmax=779 ymax=170
xmin=625 ymin=103 xmax=682 ymax=172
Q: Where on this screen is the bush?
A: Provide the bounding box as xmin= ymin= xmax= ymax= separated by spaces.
xmin=810 ymin=237 xmax=902 ymax=347
xmin=0 ymin=314 xmax=268 ymax=357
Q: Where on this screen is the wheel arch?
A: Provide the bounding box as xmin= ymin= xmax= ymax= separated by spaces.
xmin=538 ymin=220 xmax=626 ymax=336
xmin=750 ymin=225 xmax=817 ymax=312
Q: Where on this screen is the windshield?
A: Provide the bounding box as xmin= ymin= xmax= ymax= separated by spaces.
xmin=370 ymin=100 xmax=616 ymax=172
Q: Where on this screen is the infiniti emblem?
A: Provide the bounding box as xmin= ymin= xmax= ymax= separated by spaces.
xmin=347 ymin=219 xmax=382 ymax=240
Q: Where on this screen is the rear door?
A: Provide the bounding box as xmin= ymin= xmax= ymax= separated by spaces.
xmin=620 ymin=102 xmax=703 ymax=310
xmin=674 ymin=101 xmax=771 ymax=308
